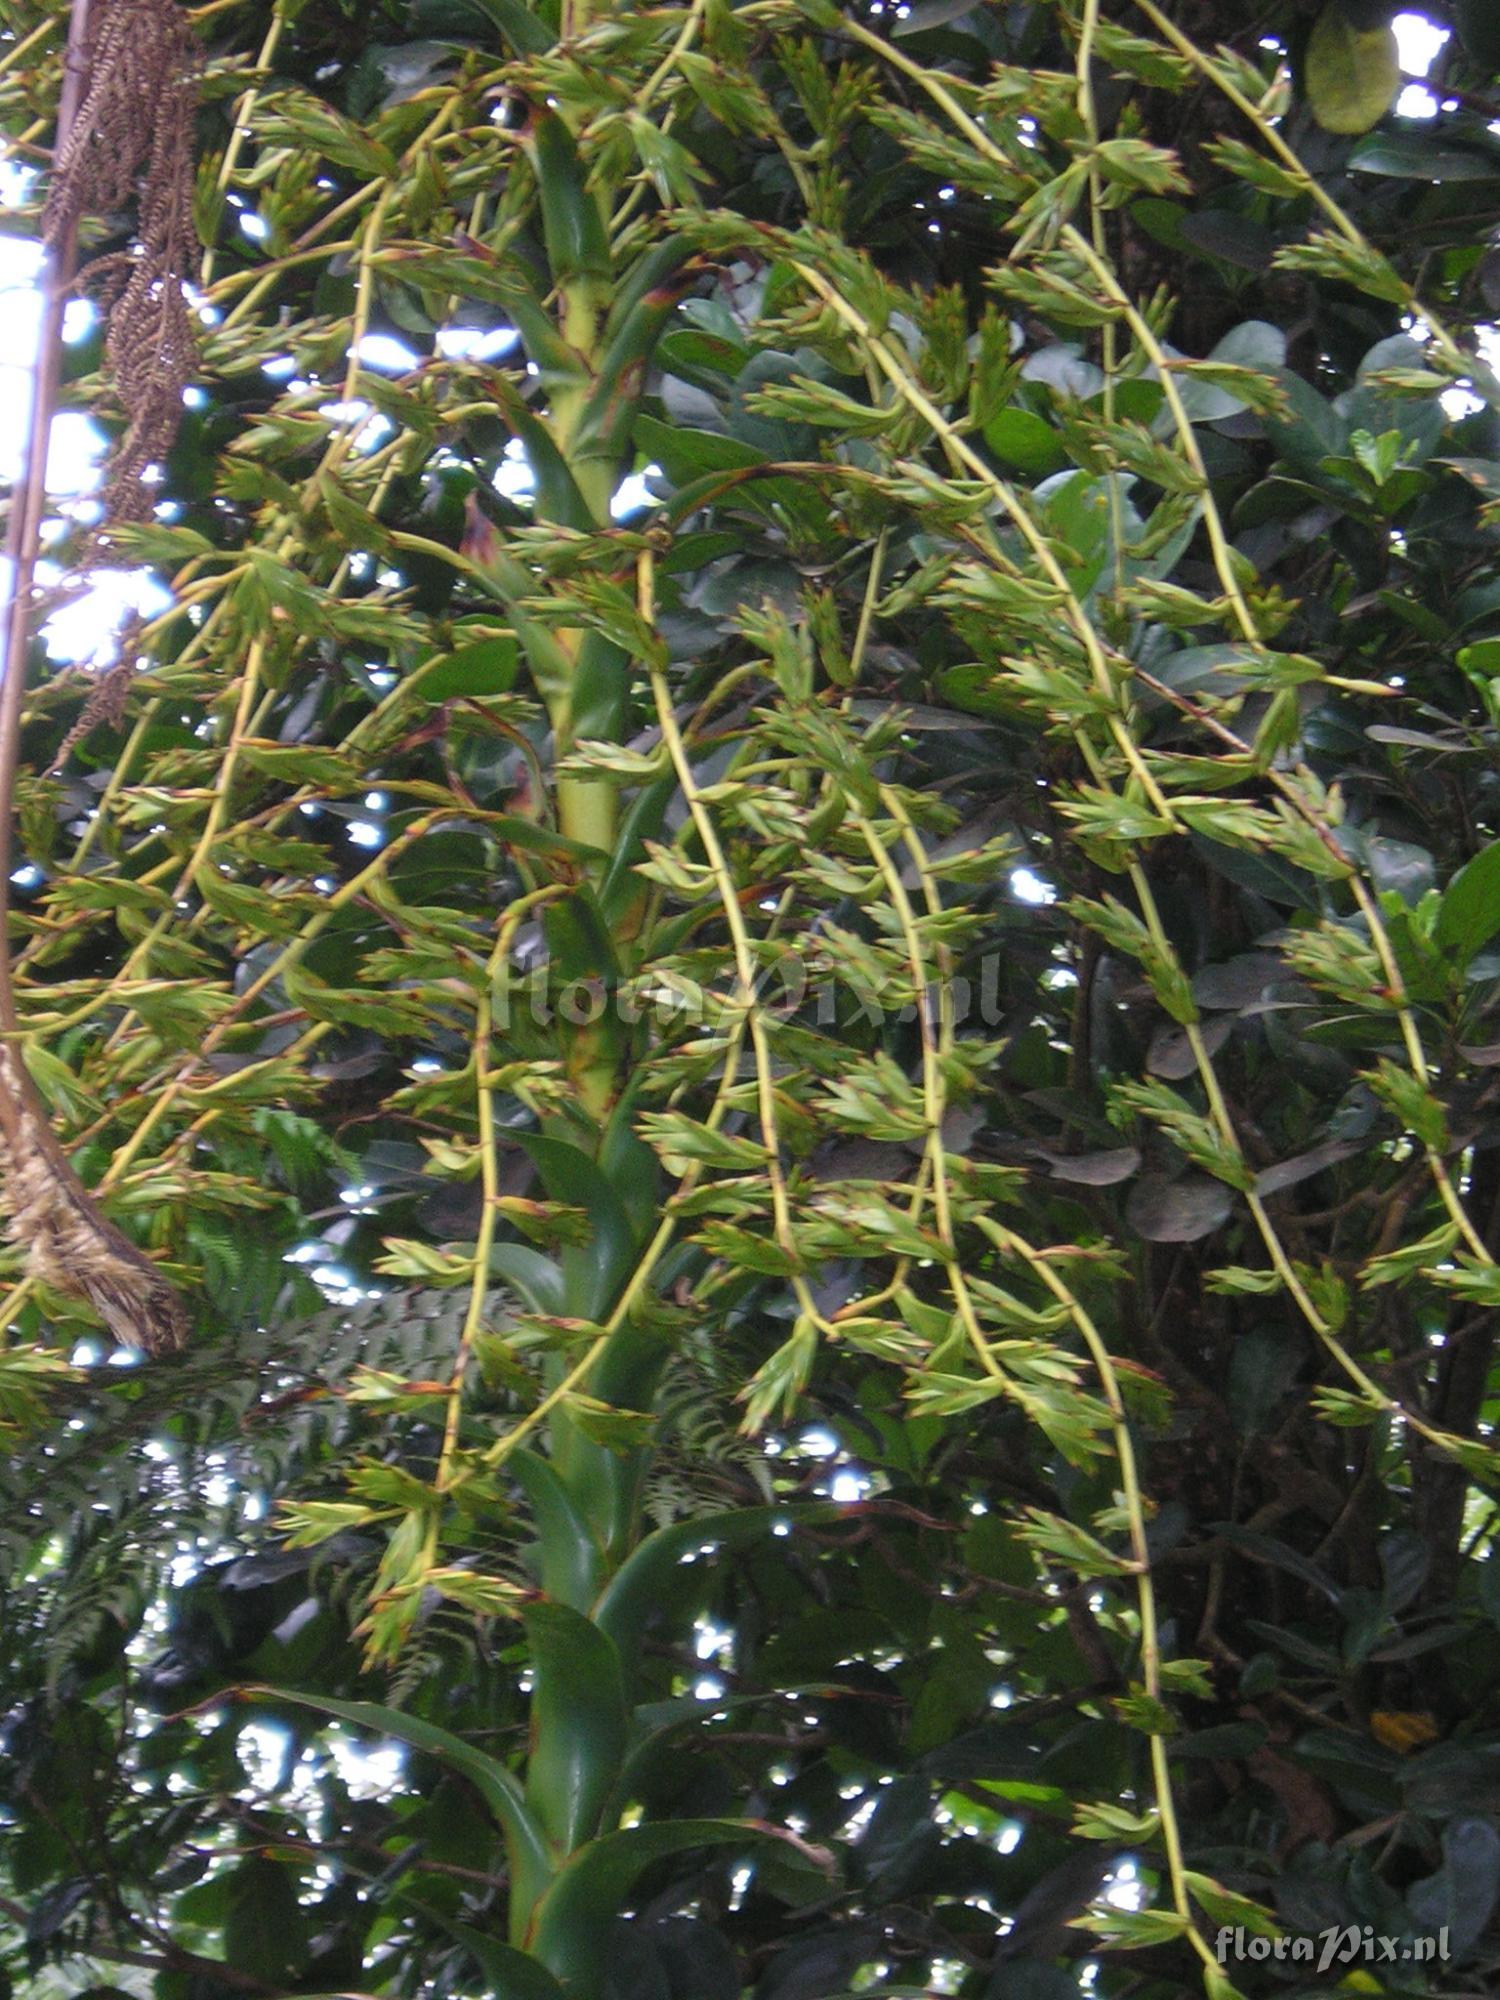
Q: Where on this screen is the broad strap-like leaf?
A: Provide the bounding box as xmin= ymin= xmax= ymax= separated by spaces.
xmin=512 ymin=1448 xmax=604 ymax=1609
xmin=526 ymin=1820 xmax=795 ymax=1985
xmin=594 ymin=1502 xmax=847 ymax=1662
xmin=521 ymin=1600 xmax=630 ymax=1855
xmin=242 ymin=1686 xmax=553 ymax=1915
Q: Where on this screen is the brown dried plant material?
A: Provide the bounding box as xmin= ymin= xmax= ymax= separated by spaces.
xmin=0 ymin=0 xmax=199 ymax=1355
xmin=45 ymin=638 xmax=136 ymax=773
xmin=45 ymin=640 xmax=135 ymax=772
xmin=45 ymin=0 xmax=202 ymax=531
xmin=0 ymin=1047 xmax=185 ymax=1355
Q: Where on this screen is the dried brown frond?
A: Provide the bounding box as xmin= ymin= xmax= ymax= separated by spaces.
xmin=0 ymin=0 xmax=199 ymax=1354
xmin=46 ymin=635 xmax=138 ymax=771
xmin=0 ymin=1052 xmax=186 ymax=1355
xmin=44 ymin=0 xmax=201 ymax=532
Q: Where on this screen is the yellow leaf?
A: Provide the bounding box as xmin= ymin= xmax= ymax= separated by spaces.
xmin=1306 ymin=4 xmax=1399 ymax=134
xmin=1369 ymin=1709 xmax=1439 ymax=1753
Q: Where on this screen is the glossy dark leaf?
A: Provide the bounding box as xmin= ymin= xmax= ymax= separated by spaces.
xmin=244 ymin=1688 xmax=553 ymax=1910
xmin=982 ymin=407 xmax=1067 ymax=476
xmin=1254 ymin=1136 xmax=1362 ymax=1196
xmin=415 ymin=636 xmax=521 ymax=700
xmin=1408 ymin=1816 xmax=1500 ymax=1956
xmin=596 ymin=1502 xmax=846 ymax=1661
xmin=529 ymin=1822 xmax=796 ymax=1986
xmin=1349 ymin=133 xmax=1500 ymax=180
xmin=1034 ymin=1145 xmax=1141 ymax=1185
xmin=515 ymin=1130 xmax=640 ymax=1317
xmin=223 ymin=1858 xmax=310 ymax=1988
xmin=1305 ymin=5 xmax=1400 ymax=133
xmin=1125 ymin=1174 xmax=1234 ymax=1243
xmin=450 ymin=1930 xmax=570 ymax=2000
xmin=648 ymin=1917 xmax=742 ymax=2000
xmin=522 ymin=1600 xmax=629 ymax=1852
xmin=1148 ymin=1015 xmax=1231 ymax=1080
xmin=1437 ymin=841 xmax=1500 ymax=965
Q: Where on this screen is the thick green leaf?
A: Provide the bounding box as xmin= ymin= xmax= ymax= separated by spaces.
xmin=525 ymin=109 xmax=611 ymax=285
xmin=1349 ymin=133 xmax=1500 ymax=181
xmin=490 ymin=1245 xmax=569 ymax=1315
xmin=512 ymin=1449 xmax=604 ymax=1608
xmin=223 ymin=1857 xmax=309 ymax=1986
xmin=515 ymin=1130 xmax=638 ymax=1317
xmin=569 ymin=631 xmax=631 ymax=747
xmin=542 ymin=887 xmax=622 ymax=983
xmin=414 ymin=637 xmax=521 ymax=700
xmin=595 ymin=1503 xmax=844 ymax=1660
xmin=633 ymin=414 xmax=769 ymax=482
xmin=981 ymin=407 xmax=1066 ymax=476
xmin=453 ymin=0 xmax=555 ymax=54
xmin=1408 ymin=1816 xmax=1500 ymax=1956
xmin=1125 ymin=1174 xmax=1234 ymax=1243
xmin=244 ymin=1688 xmax=553 ymax=1914
xmin=527 ymin=1822 xmax=783 ymax=1981
xmin=451 ymin=1926 xmax=570 ymax=2000
xmin=1437 ymin=841 xmax=1500 ymax=965
xmin=596 ymin=1098 xmax=661 ymax=1242
xmin=1304 ymin=4 xmax=1399 ymax=133
xmin=522 ymin=1600 xmax=629 ymax=1853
